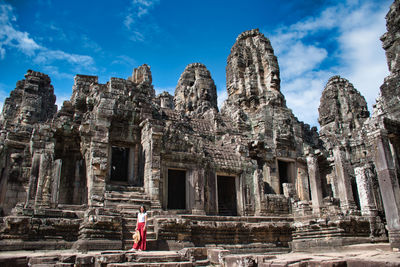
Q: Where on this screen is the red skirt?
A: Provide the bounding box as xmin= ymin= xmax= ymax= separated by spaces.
xmin=133 ymin=222 xmax=146 ymax=251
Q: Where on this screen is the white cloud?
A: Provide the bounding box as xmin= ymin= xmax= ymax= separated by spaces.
xmin=81 ymin=34 xmax=102 ymax=53
xmin=0 ymin=2 xmax=96 ymax=72
xmin=267 ymin=0 xmax=391 ymax=127
xmin=34 ymin=50 xmax=94 ymax=67
xmin=124 ymin=0 xmax=160 ymax=42
xmin=0 ymin=4 xmax=41 ymax=59
xmin=278 ymin=41 xmax=328 ymax=78
xmin=111 ymin=55 xmax=136 ymax=67
xmin=124 ymin=0 xmax=159 ymax=29
xmin=284 ymin=71 xmax=334 ymax=125
xmin=124 ymin=14 xmax=135 ymax=30
xmin=42 ymin=65 xmax=74 ymax=80
xmin=336 ymin=5 xmax=389 ymax=113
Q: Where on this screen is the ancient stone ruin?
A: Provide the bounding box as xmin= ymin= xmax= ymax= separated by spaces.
xmin=0 ymin=0 xmax=399 ymax=265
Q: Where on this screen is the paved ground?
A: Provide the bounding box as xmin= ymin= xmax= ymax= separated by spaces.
xmin=0 ymin=243 xmax=399 ymax=266
xmin=261 ymin=243 xmax=400 ymax=265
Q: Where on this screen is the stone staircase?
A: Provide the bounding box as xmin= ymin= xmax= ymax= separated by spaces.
xmin=104 ymin=184 xmax=160 ymax=250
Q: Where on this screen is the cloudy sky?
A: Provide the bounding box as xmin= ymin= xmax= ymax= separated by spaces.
xmin=0 ymin=0 xmax=392 ymax=127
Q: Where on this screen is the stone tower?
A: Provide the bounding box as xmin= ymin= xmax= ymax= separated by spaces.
xmin=225 ymin=29 xmax=283 ymax=111
xmin=319 ymin=75 xmax=370 ymax=141
xmin=0 ymin=70 xmax=57 ymax=127
xmin=174 ymin=63 xmax=218 ymax=117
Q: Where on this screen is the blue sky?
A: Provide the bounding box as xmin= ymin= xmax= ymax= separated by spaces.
xmin=0 ymin=0 xmax=392 ymax=127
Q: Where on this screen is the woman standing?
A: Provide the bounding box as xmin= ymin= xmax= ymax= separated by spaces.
xmin=132 ymin=205 xmax=147 ymax=251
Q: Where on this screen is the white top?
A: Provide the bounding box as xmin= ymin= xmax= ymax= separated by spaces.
xmin=137 ymin=212 xmax=147 ymax=223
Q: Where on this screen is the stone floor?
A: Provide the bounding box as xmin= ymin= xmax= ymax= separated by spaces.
xmin=0 ymin=243 xmax=399 ymax=266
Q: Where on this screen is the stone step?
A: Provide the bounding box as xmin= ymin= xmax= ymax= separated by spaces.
xmin=123 ymin=232 xmax=157 ymax=240
xmin=108 ymin=262 xmax=192 ymax=266
xmin=104 ymin=198 xmax=152 ymax=206
xmin=105 ymin=191 xmax=150 ymax=200
xmin=106 ymin=185 xmax=145 ymax=192
xmin=133 ymin=252 xmax=184 ymax=263
xmin=220 ymin=243 xmax=291 ymax=254
xmin=123 ymin=224 xmax=155 ymax=231
xmin=292 ymin=228 xmax=346 ymax=239
xmin=193 ymin=259 xmax=210 ymax=266
xmin=123 ymin=239 xmax=158 ymax=251
xmin=122 ymin=216 xmax=154 ymax=222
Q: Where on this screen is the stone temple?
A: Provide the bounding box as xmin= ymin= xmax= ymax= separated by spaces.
xmin=0 ymin=0 xmax=400 ymax=265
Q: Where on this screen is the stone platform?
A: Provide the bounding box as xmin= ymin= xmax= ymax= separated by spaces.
xmin=0 ymin=243 xmax=399 ymax=266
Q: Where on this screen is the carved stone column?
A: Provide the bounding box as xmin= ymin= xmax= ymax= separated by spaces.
xmin=306 ymin=155 xmax=323 ymax=214
xmin=25 ymin=153 xmax=41 ymax=208
xmin=333 ymin=147 xmax=357 ymax=213
xmin=191 ymin=169 xmax=205 ymax=215
xmin=354 ymin=166 xmax=377 ymax=216
xmin=373 ymin=132 xmax=400 ymax=248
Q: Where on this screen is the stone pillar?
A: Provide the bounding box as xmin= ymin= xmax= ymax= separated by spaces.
xmin=35 ymin=152 xmax=53 ymax=208
xmin=205 ymin=168 xmax=217 ymax=214
xmin=333 ymin=147 xmax=357 ymax=212
xmin=72 ymin=160 xmax=80 ymax=204
xmin=134 ymin=143 xmax=140 ymax=185
xmin=52 ymin=159 xmax=62 ymax=206
xmin=374 ymin=133 xmax=400 ymax=249
xmin=192 ymin=169 xmax=205 ymax=215
xmin=127 ymin=147 xmax=135 ymax=185
xmin=87 ymin=141 xmax=108 ymax=207
xmin=25 ymin=153 xmax=41 ymax=208
xmin=354 ymin=166 xmax=377 ymax=216
xmin=306 ymin=155 xmax=323 ymax=214
xmin=253 ymin=168 xmax=263 ymax=215
xmin=296 ymin=164 xmax=310 ymax=201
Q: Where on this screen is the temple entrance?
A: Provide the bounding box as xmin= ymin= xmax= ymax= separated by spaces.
xmin=217 ymin=175 xmax=237 ymax=216
xmin=110 ymin=146 xmax=129 ymax=182
xmin=54 ymin=133 xmax=87 ymax=205
xmin=278 ymin=160 xmax=294 ymax=194
xmin=168 ymin=169 xmax=186 ymax=209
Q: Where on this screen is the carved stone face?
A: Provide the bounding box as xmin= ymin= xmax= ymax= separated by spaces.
xmin=266 ymin=70 xmax=280 ymax=91
xmin=20 ymin=108 xmax=33 ymax=124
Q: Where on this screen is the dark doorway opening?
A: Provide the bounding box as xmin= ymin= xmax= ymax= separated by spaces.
xmin=278 ymin=160 xmax=290 ymax=194
xmin=168 ymin=169 xmax=186 ymax=209
xmin=111 ymin=147 xmax=129 ymax=182
xmin=217 ymin=176 xmax=237 ymax=216
xmin=352 ymin=179 xmax=361 ymax=210
xmin=55 ymin=133 xmax=88 ymax=205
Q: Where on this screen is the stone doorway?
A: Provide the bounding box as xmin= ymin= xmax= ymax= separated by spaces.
xmin=278 ymin=160 xmax=294 ymax=194
xmin=110 ymin=146 xmax=129 ymax=183
xmin=167 ymin=169 xmax=186 ymax=209
xmin=217 ymin=175 xmax=237 ymax=216
xmin=54 ymin=133 xmax=87 ymax=205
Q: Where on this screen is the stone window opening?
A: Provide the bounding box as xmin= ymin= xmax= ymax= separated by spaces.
xmin=167 ymin=169 xmax=186 ymax=210
xmin=217 ymin=175 xmax=237 ymax=216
